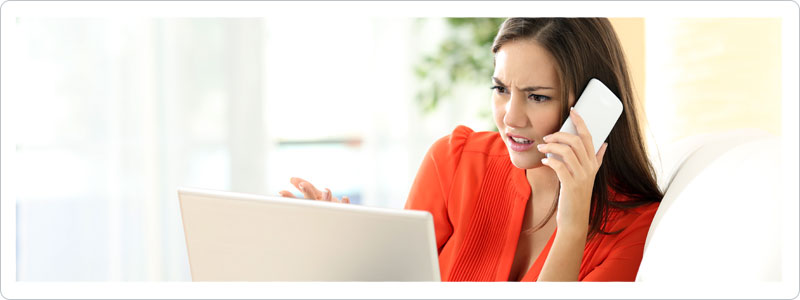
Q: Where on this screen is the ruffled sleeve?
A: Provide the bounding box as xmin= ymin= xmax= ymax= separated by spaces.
xmin=405 ymin=125 xmax=473 ymax=253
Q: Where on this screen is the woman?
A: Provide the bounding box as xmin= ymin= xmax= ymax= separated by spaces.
xmin=279 ymin=18 xmax=663 ymax=282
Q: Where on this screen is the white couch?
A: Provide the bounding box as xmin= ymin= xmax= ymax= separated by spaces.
xmin=636 ymin=129 xmax=782 ymax=282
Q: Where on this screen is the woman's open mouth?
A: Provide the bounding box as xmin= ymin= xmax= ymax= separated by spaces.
xmin=507 ymin=134 xmax=536 ymax=152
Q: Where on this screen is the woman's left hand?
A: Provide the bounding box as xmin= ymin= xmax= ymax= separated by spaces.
xmin=537 ymin=108 xmax=608 ymax=233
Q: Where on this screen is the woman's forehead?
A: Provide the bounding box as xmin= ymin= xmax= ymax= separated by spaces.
xmin=492 ymin=40 xmax=559 ymax=89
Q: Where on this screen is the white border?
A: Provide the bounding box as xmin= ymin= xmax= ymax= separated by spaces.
xmin=1 ymin=0 xmax=798 ymax=299
xmin=0 ymin=282 xmax=796 ymax=299
xmin=781 ymin=0 xmax=800 ymax=297
xmin=0 ymin=0 xmax=794 ymax=18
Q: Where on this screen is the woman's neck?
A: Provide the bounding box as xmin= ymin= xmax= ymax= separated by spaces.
xmin=525 ymin=165 xmax=559 ymax=202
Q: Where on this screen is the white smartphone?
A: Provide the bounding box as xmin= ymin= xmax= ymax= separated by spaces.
xmin=546 ymin=78 xmax=623 ymax=161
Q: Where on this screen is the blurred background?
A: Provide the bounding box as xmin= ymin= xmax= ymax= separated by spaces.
xmin=5 ymin=17 xmax=781 ymax=281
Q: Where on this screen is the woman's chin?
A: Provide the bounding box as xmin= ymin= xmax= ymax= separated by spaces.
xmin=509 ymin=153 xmax=543 ymax=170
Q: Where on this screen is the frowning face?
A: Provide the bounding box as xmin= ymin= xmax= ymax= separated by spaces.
xmin=492 ymin=40 xmax=575 ymax=169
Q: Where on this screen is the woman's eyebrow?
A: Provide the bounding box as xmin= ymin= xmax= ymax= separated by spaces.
xmin=491 ymin=77 xmax=553 ymax=91
xmin=521 ymin=86 xmax=553 ymax=92
xmin=491 ymin=77 xmax=507 ymax=86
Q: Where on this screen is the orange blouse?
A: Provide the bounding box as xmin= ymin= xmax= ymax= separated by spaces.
xmin=404 ymin=125 xmax=659 ymax=282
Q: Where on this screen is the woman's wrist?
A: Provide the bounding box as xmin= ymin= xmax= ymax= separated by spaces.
xmin=538 ymin=221 xmax=589 ymax=281
xmin=556 ymin=208 xmax=590 ymax=234
xmin=555 ymin=223 xmax=589 ymax=240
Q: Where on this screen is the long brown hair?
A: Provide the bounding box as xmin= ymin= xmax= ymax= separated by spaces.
xmin=491 ymin=18 xmax=663 ymax=240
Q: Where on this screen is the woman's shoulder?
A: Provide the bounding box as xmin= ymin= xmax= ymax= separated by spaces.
xmin=429 ymin=125 xmax=507 ymax=158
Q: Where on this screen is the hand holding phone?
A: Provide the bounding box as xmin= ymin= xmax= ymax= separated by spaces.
xmin=546 ymin=78 xmax=623 ymax=161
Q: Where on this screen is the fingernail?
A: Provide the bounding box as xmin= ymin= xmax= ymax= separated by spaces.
xmin=541 ymin=158 xmax=549 ymax=164
xmin=536 ymin=144 xmax=543 ymax=150
xmin=543 ymin=135 xmax=551 ymax=141
xmin=299 ymin=182 xmax=305 ymax=190
xmin=570 ymin=106 xmax=574 ymax=110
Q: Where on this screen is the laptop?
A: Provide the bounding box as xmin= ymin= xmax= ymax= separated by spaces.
xmin=177 ymin=187 xmax=441 ymax=281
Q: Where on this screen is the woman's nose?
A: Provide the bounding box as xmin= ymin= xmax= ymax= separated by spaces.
xmin=503 ymin=94 xmax=528 ymax=129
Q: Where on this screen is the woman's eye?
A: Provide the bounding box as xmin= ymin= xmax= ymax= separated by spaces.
xmin=490 ymin=86 xmax=507 ymax=94
xmin=529 ymin=94 xmax=551 ymax=102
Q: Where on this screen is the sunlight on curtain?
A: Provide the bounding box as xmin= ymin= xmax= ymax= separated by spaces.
xmin=11 ymin=17 xmax=465 ymax=281
xmin=13 ymin=18 xmax=266 ymax=281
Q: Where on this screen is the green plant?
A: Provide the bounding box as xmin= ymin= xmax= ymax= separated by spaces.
xmin=413 ymin=18 xmax=505 ymax=117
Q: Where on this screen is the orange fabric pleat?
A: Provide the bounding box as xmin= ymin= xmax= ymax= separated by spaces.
xmin=447 ymin=156 xmax=517 ymax=281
